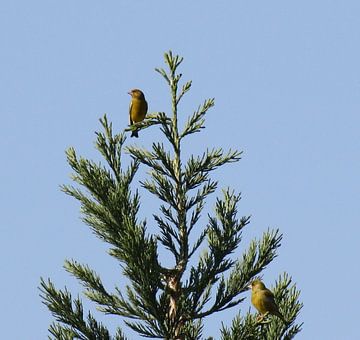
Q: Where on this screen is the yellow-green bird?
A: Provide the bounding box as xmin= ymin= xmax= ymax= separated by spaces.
xmin=128 ymin=88 xmax=148 ymax=138
xmin=249 ymin=279 xmax=287 ymax=323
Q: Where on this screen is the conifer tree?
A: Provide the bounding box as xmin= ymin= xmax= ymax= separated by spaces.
xmin=40 ymin=52 xmax=303 ymax=339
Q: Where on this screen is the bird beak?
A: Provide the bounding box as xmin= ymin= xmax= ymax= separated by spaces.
xmin=127 ymin=91 xmax=132 ymax=95
xmin=247 ymin=284 xmax=252 ymax=290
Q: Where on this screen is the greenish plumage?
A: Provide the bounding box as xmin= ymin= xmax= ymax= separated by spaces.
xmin=249 ymin=279 xmax=287 ymax=324
xmin=128 ymin=89 xmax=148 ymax=138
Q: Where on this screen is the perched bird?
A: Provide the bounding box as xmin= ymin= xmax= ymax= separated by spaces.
xmin=128 ymin=88 xmax=148 ymax=137
xmin=249 ymin=279 xmax=287 ymax=324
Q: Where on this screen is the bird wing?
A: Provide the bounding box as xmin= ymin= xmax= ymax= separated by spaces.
xmin=129 ymin=101 xmax=134 ymax=125
xmin=262 ymin=289 xmax=282 ymax=315
xmin=262 ymin=289 xmax=276 ymax=303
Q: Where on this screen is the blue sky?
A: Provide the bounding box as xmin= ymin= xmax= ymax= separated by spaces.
xmin=1 ymin=1 xmax=359 ymax=339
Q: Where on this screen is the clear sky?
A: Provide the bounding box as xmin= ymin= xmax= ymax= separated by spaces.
xmin=1 ymin=1 xmax=359 ymax=339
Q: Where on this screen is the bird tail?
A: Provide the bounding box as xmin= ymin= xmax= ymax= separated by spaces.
xmin=275 ymin=311 xmax=288 ymax=324
xmin=131 ymin=130 xmax=139 ymax=138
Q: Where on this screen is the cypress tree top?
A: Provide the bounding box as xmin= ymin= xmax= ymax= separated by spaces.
xmin=40 ymin=51 xmax=302 ymax=340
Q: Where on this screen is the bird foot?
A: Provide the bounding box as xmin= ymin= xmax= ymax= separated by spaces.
xmin=256 ymin=313 xmax=271 ymax=324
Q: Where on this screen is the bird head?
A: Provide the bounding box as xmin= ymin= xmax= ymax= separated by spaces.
xmin=128 ymin=89 xmax=145 ymax=99
xmin=248 ymin=279 xmax=267 ymax=291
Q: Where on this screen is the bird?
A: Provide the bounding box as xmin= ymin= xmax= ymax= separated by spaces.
xmin=128 ymin=89 xmax=148 ymax=137
xmin=249 ymin=279 xmax=287 ymax=324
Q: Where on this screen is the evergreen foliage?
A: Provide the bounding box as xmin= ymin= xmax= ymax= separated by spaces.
xmin=40 ymin=52 xmax=302 ymax=339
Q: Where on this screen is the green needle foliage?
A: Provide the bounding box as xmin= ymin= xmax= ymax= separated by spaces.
xmin=40 ymin=51 xmax=303 ymax=339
